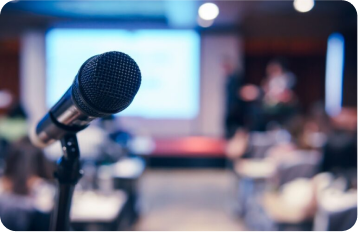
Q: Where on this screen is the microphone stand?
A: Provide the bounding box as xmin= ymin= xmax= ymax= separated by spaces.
xmin=51 ymin=133 xmax=83 ymax=231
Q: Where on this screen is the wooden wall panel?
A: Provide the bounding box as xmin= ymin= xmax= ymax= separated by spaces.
xmin=0 ymin=39 xmax=19 ymax=115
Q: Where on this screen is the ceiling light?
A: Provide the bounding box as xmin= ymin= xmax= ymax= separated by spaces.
xmin=198 ymin=3 xmax=219 ymax=20
xmin=293 ymin=0 xmax=315 ymax=13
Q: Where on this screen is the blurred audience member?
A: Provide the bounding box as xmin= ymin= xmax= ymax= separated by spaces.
xmin=285 ymin=114 xmax=327 ymax=150
xmin=321 ymin=108 xmax=357 ymax=180
xmin=100 ymin=115 xmax=133 ymax=149
xmin=0 ymin=137 xmax=55 ymax=231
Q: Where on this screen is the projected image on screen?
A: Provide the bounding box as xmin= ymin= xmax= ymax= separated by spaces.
xmin=46 ymin=29 xmax=200 ymax=119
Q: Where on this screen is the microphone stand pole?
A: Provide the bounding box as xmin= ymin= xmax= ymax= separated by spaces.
xmin=51 ymin=133 xmax=83 ymax=231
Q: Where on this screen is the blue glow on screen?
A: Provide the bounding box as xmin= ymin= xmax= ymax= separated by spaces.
xmin=46 ymin=29 xmax=200 ymax=119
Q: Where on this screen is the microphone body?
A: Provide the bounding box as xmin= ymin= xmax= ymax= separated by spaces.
xmin=30 ymin=51 xmax=141 ymax=148
xmin=31 ymin=87 xmax=94 ymax=147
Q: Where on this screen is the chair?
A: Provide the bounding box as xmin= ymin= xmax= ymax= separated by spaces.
xmin=276 ymin=150 xmax=321 ymax=187
xmin=259 ymin=151 xmax=322 ymax=230
xmin=314 ymin=186 xmax=357 ymax=231
xmin=0 ymin=193 xmax=51 ymax=231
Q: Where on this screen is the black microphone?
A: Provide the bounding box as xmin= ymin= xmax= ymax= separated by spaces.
xmin=30 ymin=51 xmax=141 ymax=148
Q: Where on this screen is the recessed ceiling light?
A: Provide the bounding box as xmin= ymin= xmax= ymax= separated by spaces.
xmin=293 ymin=0 xmax=315 ymax=13
xmin=198 ymin=3 xmax=219 ymax=20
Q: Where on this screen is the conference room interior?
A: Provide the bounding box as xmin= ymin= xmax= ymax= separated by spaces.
xmin=0 ymin=0 xmax=357 ymax=231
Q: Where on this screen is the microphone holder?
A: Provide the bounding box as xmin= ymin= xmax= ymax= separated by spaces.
xmin=51 ymin=133 xmax=83 ymax=231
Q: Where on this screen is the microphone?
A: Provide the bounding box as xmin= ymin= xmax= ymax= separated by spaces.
xmin=30 ymin=51 xmax=141 ymax=148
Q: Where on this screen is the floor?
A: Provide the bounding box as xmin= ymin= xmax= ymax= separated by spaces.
xmin=134 ymin=169 xmax=246 ymax=231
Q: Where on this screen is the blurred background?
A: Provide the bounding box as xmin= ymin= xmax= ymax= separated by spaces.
xmin=0 ymin=0 xmax=357 ymax=231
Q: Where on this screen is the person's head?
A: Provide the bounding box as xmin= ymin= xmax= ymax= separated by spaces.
xmin=266 ymin=58 xmax=289 ymax=77
xmin=3 ymin=137 xmax=53 ymax=195
xmin=330 ymin=108 xmax=357 ymax=132
xmin=7 ymin=102 xmax=27 ymax=119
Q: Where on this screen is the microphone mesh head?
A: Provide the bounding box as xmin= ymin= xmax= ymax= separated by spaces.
xmin=72 ymin=51 xmax=141 ymax=116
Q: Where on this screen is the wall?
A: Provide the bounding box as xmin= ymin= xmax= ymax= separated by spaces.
xmin=0 ymin=39 xmax=19 ymax=114
xmin=20 ymin=31 xmax=242 ymax=138
xmin=199 ymin=33 xmax=241 ymax=137
xmin=20 ymin=31 xmax=47 ymax=124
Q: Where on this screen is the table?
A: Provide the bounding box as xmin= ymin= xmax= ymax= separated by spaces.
xmin=234 ymin=158 xmax=276 ymax=179
xmin=70 ymin=190 xmax=128 ymax=230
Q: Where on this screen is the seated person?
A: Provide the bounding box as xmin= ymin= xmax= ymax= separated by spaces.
xmin=0 ymin=137 xmax=55 ymax=231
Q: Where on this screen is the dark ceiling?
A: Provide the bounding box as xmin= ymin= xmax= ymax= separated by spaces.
xmin=0 ymin=0 xmax=356 ymax=38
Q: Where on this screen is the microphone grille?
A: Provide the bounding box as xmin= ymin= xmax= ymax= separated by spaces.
xmin=73 ymin=51 xmax=141 ymax=116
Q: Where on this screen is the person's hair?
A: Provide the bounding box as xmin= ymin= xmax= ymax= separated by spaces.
xmin=3 ymin=137 xmax=53 ymax=195
xmin=268 ymin=57 xmax=289 ymax=72
xmin=7 ymin=102 xmax=27 ymax=119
